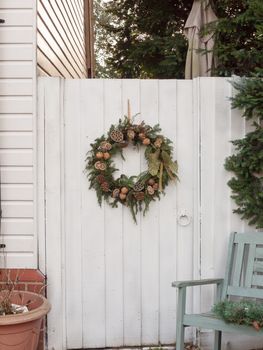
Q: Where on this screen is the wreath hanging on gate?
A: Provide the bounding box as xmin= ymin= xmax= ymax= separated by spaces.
xmin=85 ymin=106 xmax=178 ymax=223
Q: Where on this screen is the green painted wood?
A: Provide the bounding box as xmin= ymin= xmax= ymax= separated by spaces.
xmin=245 ymin=243 xmax=256 ymax=287
xmin=172 ymin=279 xmax=224 ymax=288
xmin=183 ymin=314 xmax=263 ymax=336
xmin=255 ymin=247 xmax=263 ymax=259
xmin=252 ymin=274 xmax=263 ymax=287
xmin=176 ymin=287 xmax=186 ymax=350
xmin=173 ymin=232 xmax=263 ymax=349
xmin=227 ymin=285 xmax=263 ymax=298
xmin=221 ymin=232 xmax=236 ymax=299
xmin=233 ymin=242 xmax=245 ymax=287
xmin=234 ymin=233 xmax=263 ymax=244
xmin=254 ymin=261 xmax=263 ymax=273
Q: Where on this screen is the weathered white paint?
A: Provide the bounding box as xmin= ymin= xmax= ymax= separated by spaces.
xmin=38 ymin=77 xmax=259 ymax=350
xmin=0 ymin=0 xmax=37 ymax=268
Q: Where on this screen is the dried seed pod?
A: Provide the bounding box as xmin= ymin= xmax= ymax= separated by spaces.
xmin=96 ymin=151 xmax=104 ymax=159
xmin=110 ymin=129 xmax=124 ymax=143
xmin=139 ymin=132 xmax=146 ymax=140
xmin=133 ymin=181 xmax=145 ymax=192
xmin=119 ymin=193 xmax=127 ymax=200
xmin=154 ymin=137 xmax=163 ymax=148
xmin=127 ymin=129 xmax=135 ymax=140
xmin=133 ymin=191 xmax=145 ymax=201
xmin=148 ymin=178 xmax=155 ymax=186
xmin=143 ymin=138 xmax=151 ymax=145
xmin=94 ymin=161 xmax=106 ymax=171
xmin=112 ymin=188 xmax=120 ymax=198
xmin=103 ymin=152 xmax=111 ymax=160
xmin=121 ymin=187 xmax=129 ymax=194
xmin=153 ymin=183 xmax=159 ymax=191
xmin=100 ymin=141 xmax=112 ymax=151
xmin=147 ymin=185 xmax=154 ymax=195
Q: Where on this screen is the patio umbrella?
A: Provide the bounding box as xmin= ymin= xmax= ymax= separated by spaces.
xmin=184 ymin=0 xmax=218 ymax=79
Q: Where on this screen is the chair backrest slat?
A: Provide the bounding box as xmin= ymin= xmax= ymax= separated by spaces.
xmin=255 ymin=247 xmax=263 ymax=259
xmin=232 ymin=242 xmax=245 ymax=287
xmin=227 ymin=286 xmax=263 ymax=299
xmin=252 ymin=274 xmax=263 ymax=287
xmin=244 ymin=243 xmax=256 ymax=287
xmin=222 ymin=232 xmax=263 ymax=300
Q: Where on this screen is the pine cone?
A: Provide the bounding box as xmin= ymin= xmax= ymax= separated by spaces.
xmin=100 ymin=141 xmax=112 ymax=151
xmin=133 ymin=191 xmax=145 ymax=201
xmin=110 ymin=129 xmax=124 ymax=143
xmin=96 ymin=174 xmax=106 ymax=184
xmin=133 ymin=181 xmax=145 ymax=192
xmin=101 ymin=182 xmax=110 ymax=192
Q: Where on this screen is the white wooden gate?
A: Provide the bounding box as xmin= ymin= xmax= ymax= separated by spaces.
xmin=38 ymin=77 xmax=258 ymax=350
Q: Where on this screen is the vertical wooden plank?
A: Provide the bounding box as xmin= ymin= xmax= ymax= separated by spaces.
xmin=103 ymin=79 xmax=124 ymax=347
xmin=200 ymin=78 xmax=215 ymax=312
xmin=229 ymin=77 xmax=245 ymax=233
xmin=81 ymin=79 xmax=106 ymax=348
xmin=140 ymin=80 xmax=159 ymax=345
xmin=64 ymin=79 xmax=83 ymax=349
xmin=44 ymin=77 xmax=65 ymax=350
xmin=245 ymin=243 xmax=256 ymax=287
xmin=213 ymin=78 xmax=232 ymax=279
xmin=233 ymin=242 xmax=245 ymax=286
xmin=158 ymin=80 xmax=178 ymax=344
xmin=176 ymin=80 xmax=195 ymax=341
xmin=122 ymin=79 xmax=142 ymax=346
xmin=37 ymin=77 xmax=46 ymax=274
xmin=192 ymin=78 xmax=201 ymax=319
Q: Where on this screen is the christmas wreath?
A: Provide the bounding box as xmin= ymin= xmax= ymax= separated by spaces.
xmin=85 ymin=115 xmax=178 ymax=222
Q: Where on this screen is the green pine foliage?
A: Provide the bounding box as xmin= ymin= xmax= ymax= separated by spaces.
xmin=213 ymin=300 xmax=263 ymax=329
xmin=211 ymin=0 xmax=263 ymax=77
xmin=95 ymin=0 xmax=263 ymax=78
xmin=225 ymin=77 xmax=263 ymax=228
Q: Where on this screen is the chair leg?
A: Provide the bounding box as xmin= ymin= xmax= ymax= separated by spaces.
xmin=214 ymin=330 xmax=222 ymax=350
xmin=176 ymin=323 xmax=185 ymax=350
xmin=176 ymin=287 xmax=186 ymax=350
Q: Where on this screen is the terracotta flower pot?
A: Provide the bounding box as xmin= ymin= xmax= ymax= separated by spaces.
xmin=0 ymin=291 xmax=51 ymax=350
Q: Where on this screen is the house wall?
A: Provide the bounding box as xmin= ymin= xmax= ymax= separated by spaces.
xmin=0 ymin=0 xmax=37 ymax=268
xmin=37 ymin=0 xmax=87 ymax=78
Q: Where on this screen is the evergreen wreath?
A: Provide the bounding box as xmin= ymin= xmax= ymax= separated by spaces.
xmin=213 ymin=300 xmax=263 ymax=331
xmin=85 ymin=115 xmax=178 ymax=223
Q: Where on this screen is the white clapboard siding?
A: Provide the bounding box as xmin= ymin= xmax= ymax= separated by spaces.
xmin=0 ymin=9 xmax=33 ymax=26
xmin=0 ymin=0 xmax=33 ymax=8
xmin=1 ymin=167 xmax=33 ymax=183
xmin=0 ymin=44 xmax=33 ymax=61
xmin=0 ymin=0 xmax=36 ymax=268
xmin=0 ymin=116 xmax=33 ymax=131
xmin=39 ymin=77 xmax=259 ymax=350
xmin=0 ymin=28 xmax=33 ymax=43
xmin=0 ymin=80 xmax=33 ymax=96
xmin=1 ymin=219 xmax=34 ymax=235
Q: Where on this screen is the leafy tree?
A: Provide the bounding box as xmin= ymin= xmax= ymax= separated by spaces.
xmin=95 ymin=0 xmax=263 ymax=78
xmin=211 ymin=0 xmax=263 ymax=77
xmin=95 ymin=0 xmax=192 ymax=78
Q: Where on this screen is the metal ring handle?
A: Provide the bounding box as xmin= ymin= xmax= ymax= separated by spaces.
xmin=177 ymin=211 xmax=191 ymax=226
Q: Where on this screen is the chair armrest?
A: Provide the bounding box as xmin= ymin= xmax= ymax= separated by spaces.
xmin=171 ymin=278 xmax=224 ymax=288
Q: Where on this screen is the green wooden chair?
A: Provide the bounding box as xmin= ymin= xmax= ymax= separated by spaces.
xmin=172 ymin=232 xmax=263 ymax=350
